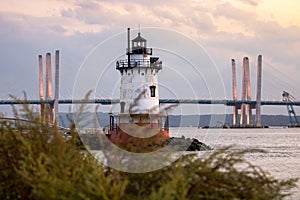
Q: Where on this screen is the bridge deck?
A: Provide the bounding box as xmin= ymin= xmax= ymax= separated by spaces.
xmin=0 ymin=99 xmax=299 ymax=106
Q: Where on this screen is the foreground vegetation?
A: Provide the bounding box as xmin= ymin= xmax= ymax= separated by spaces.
xmin=0 ymin=107 xmax=297 ymax=199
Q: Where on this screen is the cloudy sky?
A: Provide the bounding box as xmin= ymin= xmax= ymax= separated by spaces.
xmin=0 ymin=0 xmax=300 ymax=115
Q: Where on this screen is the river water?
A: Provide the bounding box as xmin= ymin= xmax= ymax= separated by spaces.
xmin=170 ymin=127 xmax=300 ymax=199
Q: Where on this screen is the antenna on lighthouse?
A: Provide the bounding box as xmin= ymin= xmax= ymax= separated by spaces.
xmin=127 ymin=27 xmax=130 ymax=68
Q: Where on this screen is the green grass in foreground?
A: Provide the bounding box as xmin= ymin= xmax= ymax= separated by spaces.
xmin=0 ymin=106 xmax=297 ymax=200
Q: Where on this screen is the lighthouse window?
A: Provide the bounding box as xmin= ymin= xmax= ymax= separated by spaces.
xmin=120 ymin=102 xmax=125 ymax=113
xmin=150 ymin=86 xmax=156 ymax=97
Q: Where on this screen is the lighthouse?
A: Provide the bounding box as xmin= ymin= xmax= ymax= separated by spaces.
xmin=108 ymin=28 xmax=169 ymax=144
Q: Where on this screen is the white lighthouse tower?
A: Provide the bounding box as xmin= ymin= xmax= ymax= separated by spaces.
xmin=108 ymin=28 xmax=169 ymax=142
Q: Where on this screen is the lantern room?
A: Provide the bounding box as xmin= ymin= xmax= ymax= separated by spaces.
xmin=131 ymin=32 xmax=152 ymax=55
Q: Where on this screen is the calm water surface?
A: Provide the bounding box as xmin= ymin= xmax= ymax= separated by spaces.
xmin=171 ymin=127 xmax=300 ymax=199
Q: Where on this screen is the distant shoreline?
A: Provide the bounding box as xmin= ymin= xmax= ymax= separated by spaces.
xmin=56 ymin=113 xmax=298 ymax=128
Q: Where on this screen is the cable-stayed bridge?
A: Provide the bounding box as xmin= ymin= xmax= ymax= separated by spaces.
xmin=1 ymin=51 xmax=299 ymax=127
xmin=0 ymin=99 xmax=300 ymax=106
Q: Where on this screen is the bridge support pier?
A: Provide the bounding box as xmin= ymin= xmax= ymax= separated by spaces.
xmin=232 ymin=55 xmax=263 ymax=127
xmin=38 ymin=50 xmax=60 ymax=124
xmin=239 ymin=57 xmax=248 ymax=126
xmin=38 ymin=55 xmax=45 ymax=121
xmin=231 ymin=59 xmax=238 ymax=126
xmin=255 ymin=55 xmax=262 ymax=126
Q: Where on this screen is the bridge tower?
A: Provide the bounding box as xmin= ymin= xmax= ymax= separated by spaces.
xmin=107 ymin=28 xmax=169 ymax=142
xmin=231 ymin=55 xmax=263 ymax=127
xmin=38 ymin=50 xmax=60 ymax=124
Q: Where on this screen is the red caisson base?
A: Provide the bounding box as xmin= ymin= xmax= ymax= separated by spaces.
xmin=106 ymin=124 xmax=169 ymax=152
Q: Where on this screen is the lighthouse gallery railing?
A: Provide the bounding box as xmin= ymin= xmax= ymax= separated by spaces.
xmin=116 ymin=59 xmax=162 ymax=70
